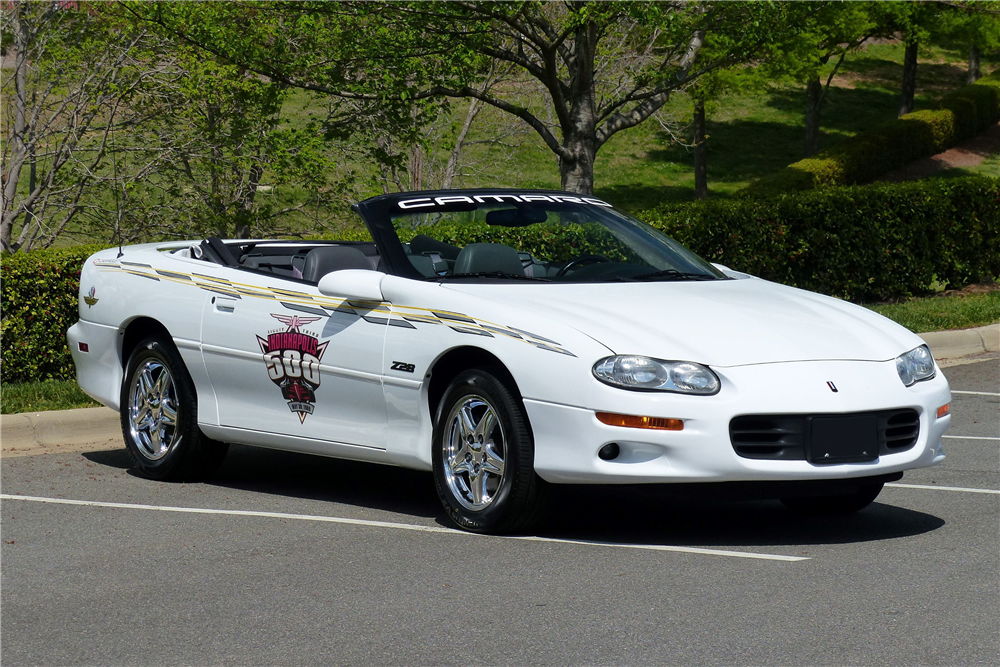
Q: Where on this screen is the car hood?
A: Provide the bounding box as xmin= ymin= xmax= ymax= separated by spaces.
xmin=441 ymin=278 xmax=922 ymax=367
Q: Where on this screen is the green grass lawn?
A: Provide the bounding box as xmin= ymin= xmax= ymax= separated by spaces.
xmin=1 ymin=380 xmax=100 ymax=414
xmin=920 ymin=149 xmax=1000 ymax=181
xmin=962 ymin=150 xmax=1000 ymax=179
xmin=865 ymin=290 xmax=1000 ymax=333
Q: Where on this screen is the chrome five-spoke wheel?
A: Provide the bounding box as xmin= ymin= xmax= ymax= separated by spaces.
xmin=432 ymin=368 xmax=545 ymax=534
xmin=120 ymin=336 xmax=228 ymax=481
xmin=443 ymin=394 xmax=506 ymax=510
xmin=128 ymin=359 xmax=180 ymax=460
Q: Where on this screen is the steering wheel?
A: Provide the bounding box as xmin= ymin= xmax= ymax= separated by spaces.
xmin=555 ymin=254 xmax=611 ymax=278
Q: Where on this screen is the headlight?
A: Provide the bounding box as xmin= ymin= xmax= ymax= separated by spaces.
xmin=593 ymin=355 xmax=720 ymax=395
xmin=895 ymin=345 xmax=935 ymax=386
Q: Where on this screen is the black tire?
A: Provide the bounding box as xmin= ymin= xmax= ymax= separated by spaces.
xmin=780 ymin=482 xmax=884 ymax=515
xmin=120 ymin=336 xmax=228 ymax=481
xmin=432 ymin=368 xmax=545 ymax=534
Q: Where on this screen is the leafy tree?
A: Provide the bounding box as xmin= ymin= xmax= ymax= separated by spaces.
xmin=684 ymin=67 xmax=753 ymax=199
xmin=0 ymin=0 xmax=160 ymax=252
xmin=357 ymin=61 xmax=529 ymax=193
xmin=125 ymin=51 xmax=336 ymax=240
xmin=927 ymin=1 xmax=1000 ymax=83
xmin=130 ymin=1 xmax=800 ymax=194
xmin=2 ymin=1 xmax=352 ymax=247
xmin=767 ymin=2 xmax=881 ymax=157
xmin=868 ymin=2 xmax=945 ymax=117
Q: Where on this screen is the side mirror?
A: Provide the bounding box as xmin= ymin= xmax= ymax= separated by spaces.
xmin=317 ymin=269 xmax=385 ymax=301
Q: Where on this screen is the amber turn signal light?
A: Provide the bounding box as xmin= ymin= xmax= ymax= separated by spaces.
xmin=595 ymin=412 xmax=683 ymax=431
xmin=936 ymin=404 xmax=950 ymax=419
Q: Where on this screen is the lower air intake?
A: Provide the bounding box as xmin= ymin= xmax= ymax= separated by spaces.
xmin=730 ymin=409 xmax=920 ymax=461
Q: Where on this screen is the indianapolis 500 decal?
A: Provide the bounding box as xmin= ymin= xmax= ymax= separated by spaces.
xmin=257 ymin=314 xmax=329 ymax=423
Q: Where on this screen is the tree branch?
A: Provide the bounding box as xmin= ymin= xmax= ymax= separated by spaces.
xmin=416 ymin=85 xmax=571 ymax=160
xmin=596 ymin=30 xmax=705 ymax=146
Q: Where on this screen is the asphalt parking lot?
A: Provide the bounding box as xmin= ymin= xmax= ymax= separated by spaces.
xmin=2 ymin=359 xmax=997 ymax=666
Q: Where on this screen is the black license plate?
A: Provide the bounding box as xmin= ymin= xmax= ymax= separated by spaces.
xmin=807 ymin=415 xmax=879 ymax=464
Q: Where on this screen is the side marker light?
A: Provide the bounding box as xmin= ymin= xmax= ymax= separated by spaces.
xmin=78 ymin=342 xmax=89 ymax=353
xmin=595 ymin=412 xmax=683 ymax=431
xmin=936 ymin=404 xmax=950 ymax=419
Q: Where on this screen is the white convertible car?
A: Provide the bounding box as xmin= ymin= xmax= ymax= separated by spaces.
xmin=69 ymin=189 xmax=950 ymax=532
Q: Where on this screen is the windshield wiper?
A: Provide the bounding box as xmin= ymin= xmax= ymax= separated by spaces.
xmin=630 ymin=269 xmax=719 ymax=281
xmin=433 ymin=271 xmax=551 ymax=282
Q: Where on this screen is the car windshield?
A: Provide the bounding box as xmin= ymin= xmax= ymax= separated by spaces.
xmin=382 ymin=193 xmax=727 ymax=283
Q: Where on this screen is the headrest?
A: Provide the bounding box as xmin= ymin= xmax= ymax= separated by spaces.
xmin=454 ymin=243 xmax=524 ymax=276
xmin=302 ymin=246 xmax=372 ymax=282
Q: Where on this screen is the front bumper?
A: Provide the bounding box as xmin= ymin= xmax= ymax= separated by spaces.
xmin=526 ymin=359 xmax=950 ymax=484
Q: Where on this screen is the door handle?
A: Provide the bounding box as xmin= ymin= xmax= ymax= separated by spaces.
xmin=212 ymin=296 xmax=236 ymax=313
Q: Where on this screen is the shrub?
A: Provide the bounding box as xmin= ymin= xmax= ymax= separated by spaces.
xmin=938 ymin=77 xmax=1000 ymax=137
xmin=640 ymin=177 xmax=1000 ymax=301
xmin=745 ymin=74 xmax=1000 ymax=197
xmin=1 ymin=245 xmax=105 ymax=384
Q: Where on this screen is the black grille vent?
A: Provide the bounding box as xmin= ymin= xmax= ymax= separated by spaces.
xmin=730 ymin=409 xmax=920 ymax=461
xmin=878 ymin=409 xmax=920 ymax=450
xmin=729 ymin=415 xmax=807 ymax=460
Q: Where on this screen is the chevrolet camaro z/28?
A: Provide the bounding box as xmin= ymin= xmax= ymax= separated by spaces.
xmin=69 ymin=189 xmax=950 ymax=533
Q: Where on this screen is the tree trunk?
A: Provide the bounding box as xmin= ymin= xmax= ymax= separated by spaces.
xmin=236 ymin=163 xmax=264 ymax=239
xmin=804 ymin=76 xmax=823 ymax=158
xmin=24 ymin=84 xmax=37 ymax=233
xmin=1 ymin=2 xmax=30 ymax=252
xmin=899 ymin=39 xmax=918 ymax=117
xmin=443 ymin=98 xmax=481 ymax=189
xmin=410 ymin=144 xmax=423 ymax=191
xmin=559 ymin=140 xmax=596 ymax=194
xmin=205 ymin=103 xmax=227 ymax=237
xmin=693 ymin=98 xmax=707 ymax=200
xmin=559 ymin=21 xmax=599 ymax=194
xmin=967 ymin=44 xmax=981 ymax=84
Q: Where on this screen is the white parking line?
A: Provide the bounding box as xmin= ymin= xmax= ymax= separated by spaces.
xmin=0 ymin=494 xmax=808 ymax=562
xmin=886 ymin=483 xmax=1000 ymax=495
xmin=952 ymin=390 xmax=1000 ymax=397
xmin=942 ymin=435 xmax=1000 ymax=441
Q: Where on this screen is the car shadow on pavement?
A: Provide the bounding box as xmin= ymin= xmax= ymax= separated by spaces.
xmin=536 ymin=485 xmax=945 ymax=548
xmin=85 ymin=443 xmax=443 ymax=520
xmin=83 ymin=444 xmax=944 ymax=549
xmin=213 ymin=445 xmax=445 ymax=520
xmin=82 ymin=447 xmax=131 ymax=469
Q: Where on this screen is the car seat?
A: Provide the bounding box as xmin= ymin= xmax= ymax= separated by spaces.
xmin=453 ymin=243 xmax=525 ymax=276
xmin=302 ymin=246 xmax=372 ymax=282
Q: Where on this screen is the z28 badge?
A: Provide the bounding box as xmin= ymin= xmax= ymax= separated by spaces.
xmin=257 ymin=314 xmax=328 ymax=423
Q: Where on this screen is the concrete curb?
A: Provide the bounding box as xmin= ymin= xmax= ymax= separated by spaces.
xmin=919 ymin=323 xmax=1000 ymax=364
xmin=1 ymin=323 xmax=997 ymax=457
xmin=0 ymin=406 xmax=121 ymax=458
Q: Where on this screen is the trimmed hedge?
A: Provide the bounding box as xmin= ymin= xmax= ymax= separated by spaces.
xmin=642 ymin=177 xmax=1000 ymax=302
xmin=1 ymin=245 xmax=104 ymax=384
xmin=745 ymin=74 xmax=1000 ymax=197
xmin=3 ymin=177 xmax=998 ymax=383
